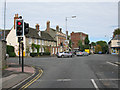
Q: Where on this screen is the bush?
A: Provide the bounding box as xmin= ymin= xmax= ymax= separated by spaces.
xmin=9 ymin=52 xmax=16 ymax=57
xmin=6 ymin=45 xmax=14 ymax=54
xmin=6 ymin=45 xmax=16 ymax=57
xmin=30 ymin=52 xmax=50 ymax=57
xmin=30 ymin=53 xmax=38 ymax=57
xmin=43 ymin=52 xmax=50 ymax=55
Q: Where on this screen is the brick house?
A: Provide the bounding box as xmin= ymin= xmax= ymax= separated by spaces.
xmin=70 ymin=32 xmax=88 ymax=50
xmin=6 ymin=14 xmax=57 ymax=56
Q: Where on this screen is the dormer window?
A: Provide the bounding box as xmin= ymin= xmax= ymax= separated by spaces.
xmin=38 ymin=31 xmax=41 ymax=37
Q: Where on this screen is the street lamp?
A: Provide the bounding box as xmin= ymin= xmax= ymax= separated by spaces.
xmin=65 ymin=16 xmax=76 ymax=40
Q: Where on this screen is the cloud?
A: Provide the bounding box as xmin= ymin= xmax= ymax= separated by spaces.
xmin=0 ymin=2 xmax=117 ymax=42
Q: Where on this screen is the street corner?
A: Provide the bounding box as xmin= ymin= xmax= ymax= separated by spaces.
xmin=2 ymin=63 xmax=36 ymax=89
xmin=16 ymin=67 xmax=43 ymax=90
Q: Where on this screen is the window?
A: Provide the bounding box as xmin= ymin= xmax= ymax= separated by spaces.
xmin=38 ymin=40 xmax=40 ymax=45
xmin=29 ymin=38 xmax=32 ymax=44
xmin=42 ymin=47 xmax=44 ymax=52
xmin=117 ymin=42 xmax=120 ymax=46
xmin=42 ymin=40 xmax=44 ymax=45
xmin=39 ymin=48 xmax=41 ymax=52
xmin=29 ymin=47 xmax=32 ymax=53
xmin=52 ymin=48 xmax=54 ymax=54
xmin=34 ymin=39 xmax=37 ymax=44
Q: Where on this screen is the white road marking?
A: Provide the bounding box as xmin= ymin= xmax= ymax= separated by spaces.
xmin=106 ymin=61 xmax=118 ymax=67
xmin=57 ymin=79 xmax=71 ymax=82
xmin=91 ymin=79 xmax=99 ymax=90
xmin=98 ymin=79 xmax=120 ymax=81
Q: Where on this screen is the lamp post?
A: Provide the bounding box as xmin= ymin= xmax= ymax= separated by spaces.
xmin=65 ymin=16 xmax=76 ymax=40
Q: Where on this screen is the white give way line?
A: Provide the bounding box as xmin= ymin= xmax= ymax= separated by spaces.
xmin=91 ymin=79 xmax=99 ymax=90
xmin=106 ymin=61 xmax=118 ymax=67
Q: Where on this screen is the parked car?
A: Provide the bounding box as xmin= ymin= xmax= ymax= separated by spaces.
xmin=82 ymin=51 xmax=89 ymax=56
xmin=57 ymin=52 xmax=73 ymax=58
xmin=76 ymin=51 xmax=83 ymax=56
xmin=69 ymin=51 xmax=75 ymax=56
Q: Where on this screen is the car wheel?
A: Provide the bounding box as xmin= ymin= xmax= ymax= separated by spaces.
xmin=71 ymin=55 xmax=72 ymax=58
xmin=61 ymin=55 xmax=64 ymax=58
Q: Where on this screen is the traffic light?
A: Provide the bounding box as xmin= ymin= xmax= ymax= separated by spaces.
xmin=16 ymin=19 xmax=24 ymax=37
xmin=24 ymin=22 xmax=29 ymax=35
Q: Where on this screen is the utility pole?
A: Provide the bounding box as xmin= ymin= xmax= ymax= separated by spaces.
xmin=4 ymin=0 xmax=6 ymax=40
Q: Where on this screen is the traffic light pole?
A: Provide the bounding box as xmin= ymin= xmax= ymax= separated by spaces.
xmin=21 ymin=38 xmax=24 ymax=72
xmin=19 ymin=41 xmax=21 ymax=64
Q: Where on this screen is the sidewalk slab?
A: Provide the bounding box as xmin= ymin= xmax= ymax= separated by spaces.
xmin=2 ymin=63 xmax=35 ymax=89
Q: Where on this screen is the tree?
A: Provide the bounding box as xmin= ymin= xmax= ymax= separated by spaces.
xmin=34 ymin=44 xmax=40 ymax=56
xmin=96 ymin=41 xmax=108 ymax=54
xmin=95 ymin=45 xmax=102 ymax=53
xmin=113 ymin=28 xmax=120 ymax=36
xmin=91 ymin=42 xmax=96 ymax=46
xmin=69 ymin=40 xmax=72 ymax=48
xmin=31 ymin=43 xmax=35 ymax=53
xmin=85 ymin=35 xmax=90 ymax=45
xmin=78 ymin=40 xmax=84 ymax=51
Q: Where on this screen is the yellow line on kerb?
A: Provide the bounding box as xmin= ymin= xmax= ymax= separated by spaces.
xmin=19 ymin=69 xmax=43 ymax=90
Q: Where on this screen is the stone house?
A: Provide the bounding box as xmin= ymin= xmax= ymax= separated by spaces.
xmin=45 ymin=21 xmax=66 ymax=53
xmin=6 ymin=14 xmax=57 ymax=56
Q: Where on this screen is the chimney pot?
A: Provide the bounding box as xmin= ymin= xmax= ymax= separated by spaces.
xmin=47 ymin=21 xmax=50 ymax=33
xmin=14 ymin=14 xmax=19 ymax=29
xmin=56 ymin=25 xmax=59 ymax=32
xmin=60 ymin=28 xmax=62 ymax=32
xmin=35 ymin=24 xmax=39 ymax=31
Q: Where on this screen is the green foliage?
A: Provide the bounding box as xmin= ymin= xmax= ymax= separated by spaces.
xmin=91 ymin=42 xmax=96 ymax=46
xmin=6 ymin=45 xmax=16 ymax=57
xmin=95 ymin=45 xmax=102 ymax=53
xmin=67 ymin=35 xmax=70 ymax=40
xmin=85 ymin=36 xmax=90 ymax=45
xmin=84 ymin=45 xmax=89 ymax=49
xmin=31 ymin=43 xmax=35 ymax=53
xmin=69 ymin=40 xmax=72 ymax=48
xmin=6 ymin=45 xmax=14 ymax=54
xmin=34 ymin=44 xmax=40 ymax=56
xmin=113 ymin=28 xmax=120 ymax=36
xmin=96 ymin=41 xmax=108 ymax=53
xmin=45 ymin=47 xmax=50 ymax=53
xmin=78 ymin=40 xmax=84 ymax=51
xmin=9 ymin=52 xmax=16 ymax=57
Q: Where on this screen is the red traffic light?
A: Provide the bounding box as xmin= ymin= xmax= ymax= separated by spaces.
xmin=18 ymin=22 xmax=22 ymax=25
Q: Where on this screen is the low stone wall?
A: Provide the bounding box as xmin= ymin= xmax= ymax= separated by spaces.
xmin=0 ymin=40 xmax=7 ymax=70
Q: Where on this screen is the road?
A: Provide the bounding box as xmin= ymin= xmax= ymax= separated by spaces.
xmin=8 ymin=54 xmax=119 ymax=89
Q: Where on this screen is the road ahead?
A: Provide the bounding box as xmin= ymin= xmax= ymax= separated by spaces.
xmin=8 ymin=54 xmax=119 ymax=89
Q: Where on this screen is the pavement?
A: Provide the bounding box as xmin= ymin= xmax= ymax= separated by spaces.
xmin=2 ymin=62 xmax=35 ymax=89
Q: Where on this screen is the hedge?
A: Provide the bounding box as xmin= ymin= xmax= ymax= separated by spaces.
xmin=6 ymin=45 xmax=16 ymax=57
xmin=9 ymin=52 xmax=16 ymax=57
xmin=30 ymin=52 xmax=50 ymax=57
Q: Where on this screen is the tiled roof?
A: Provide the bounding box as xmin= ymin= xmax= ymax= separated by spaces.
xmin=25 ymin=27 xmax=56 ymax=41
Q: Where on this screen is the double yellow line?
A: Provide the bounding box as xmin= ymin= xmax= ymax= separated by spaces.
xmin=19 ymin=69 xmax=43 ymax=90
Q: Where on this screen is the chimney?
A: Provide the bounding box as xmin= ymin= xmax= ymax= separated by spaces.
xmin=47 ymin=21 xmax=50 ymax=32
xmin=14 ymin=14 xmax=19 ymax=29
xmin=35 ymin=24 xmax=39 ymax=31
xmin=60 ymin=28 xmax=62 ymax=33
xmin=56 ymin=25 xmax=59 ymax=32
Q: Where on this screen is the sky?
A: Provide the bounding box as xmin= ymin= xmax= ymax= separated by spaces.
xmin=0 ymin=0 xmax=119 ymax=42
